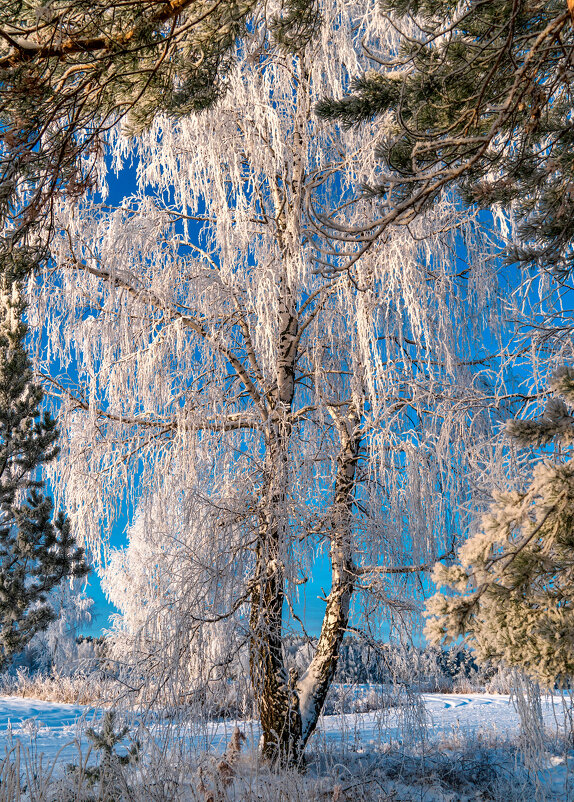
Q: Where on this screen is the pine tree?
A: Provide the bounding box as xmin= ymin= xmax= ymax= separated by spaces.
xmin=0 ymin=269 xmax=88 ymax=667
xmin=425 ymin=367 xmax=574 ymax=688
xmin=316 ymin=1 xmax=574 ymax=276
xmin=0 ymin=1 xmax=320 ymax=268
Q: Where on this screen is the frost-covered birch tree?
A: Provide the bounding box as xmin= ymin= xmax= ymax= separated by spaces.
xmin=31 ymin=0 xmax=510 ymax=764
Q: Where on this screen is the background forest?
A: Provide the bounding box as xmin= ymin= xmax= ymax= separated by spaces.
xmin=0 ymin=0 xmax=574 ymax=799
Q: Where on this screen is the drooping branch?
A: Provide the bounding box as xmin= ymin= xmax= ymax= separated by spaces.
xmin=355 ymin=553 xmax=455 ymax=577
xmin=66 ymin=257 xmax=269 ymax=417
xmin=41 ymin=373 xmax=262 ymax=432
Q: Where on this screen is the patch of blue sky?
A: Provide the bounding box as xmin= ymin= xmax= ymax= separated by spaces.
xmin=40 ymin=153 xmax=556 ymax=646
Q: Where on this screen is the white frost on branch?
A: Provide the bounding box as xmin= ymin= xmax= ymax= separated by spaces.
xmin=26 ymin=0 xmax=520 ymax=718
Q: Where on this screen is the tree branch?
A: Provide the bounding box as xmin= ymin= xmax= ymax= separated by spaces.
xmin=0 ymin=0 xmax=220 ymax=68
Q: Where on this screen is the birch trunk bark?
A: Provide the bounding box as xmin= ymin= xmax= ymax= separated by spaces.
xmin=297 ymin=412 xmax=361 ymax=746
xmin=249 ymin=517 xmax=302 ymax=764
xmin=250 ymin=402 xmax=361 ymax=765
xmin=248 ymin=110 xmax=361 ymax=767
xmin=249 ymin=291 xmax=303 ymax=766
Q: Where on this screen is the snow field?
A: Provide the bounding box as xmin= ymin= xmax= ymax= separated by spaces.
xmin=0 ymin=691 xmax=573 ymax=800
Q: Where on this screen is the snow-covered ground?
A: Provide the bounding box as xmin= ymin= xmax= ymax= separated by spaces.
xmin=1 ymin=691 xmax=566 ymax=755
xmin=0 ymin=692 xmax=572 ymax=799
xmin=0 ymin=695 xmax=99 ymax=768
xmin=322 ymin=691 xmax=563 ymax=742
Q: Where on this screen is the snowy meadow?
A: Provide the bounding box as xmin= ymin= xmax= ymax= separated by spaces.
xmin=1 ymin=682 xmax=574 ymax=800
xmin=1 ymin=647 xmax=574 ymax=800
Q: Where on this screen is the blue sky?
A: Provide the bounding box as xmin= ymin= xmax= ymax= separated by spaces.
xmin=74 ymin=159 xmax=341 ymax=638
xmin=70 ymin=157 xmax=529 ymax=644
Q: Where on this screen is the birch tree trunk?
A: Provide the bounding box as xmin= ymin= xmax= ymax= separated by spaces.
xmin=249 ymin=480 xmax=303 ymax=764
xmin=249 ymin=435 xmax=302 ymax=763
xmin=249 ymin=282 xmax=303 ymax=764
xmin=298 ymin=409 xmax=361 ymax=747
xmin=251 ymin=398 xmax=361 ymax=764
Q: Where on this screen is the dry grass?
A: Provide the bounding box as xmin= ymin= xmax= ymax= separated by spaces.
xmin=0 ymin=668 xmax=567 ymax=800
xmin=0 ymin=669 xmax=114 ymax=707
xmin=0 ymin=722 xmax=554 ymax=802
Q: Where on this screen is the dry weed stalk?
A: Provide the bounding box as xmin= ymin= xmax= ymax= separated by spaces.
xmin=199 ymin=726 xmax=246 ymax=802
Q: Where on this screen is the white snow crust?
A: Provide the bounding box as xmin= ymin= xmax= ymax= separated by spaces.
xmin=0 ymin=690 xmax=572 ymax=799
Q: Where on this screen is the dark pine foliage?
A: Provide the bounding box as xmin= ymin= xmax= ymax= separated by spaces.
xmin=0 ymin=271 xmax=88 ymax=666
xmin=0 ymin=0 xmax=321 ymax=277
xmin=316 ymin=1 xmax=574 ymax=276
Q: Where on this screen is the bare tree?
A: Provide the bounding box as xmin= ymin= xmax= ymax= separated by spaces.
xmin=31 ymin=0 xmax=511 ymax=765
